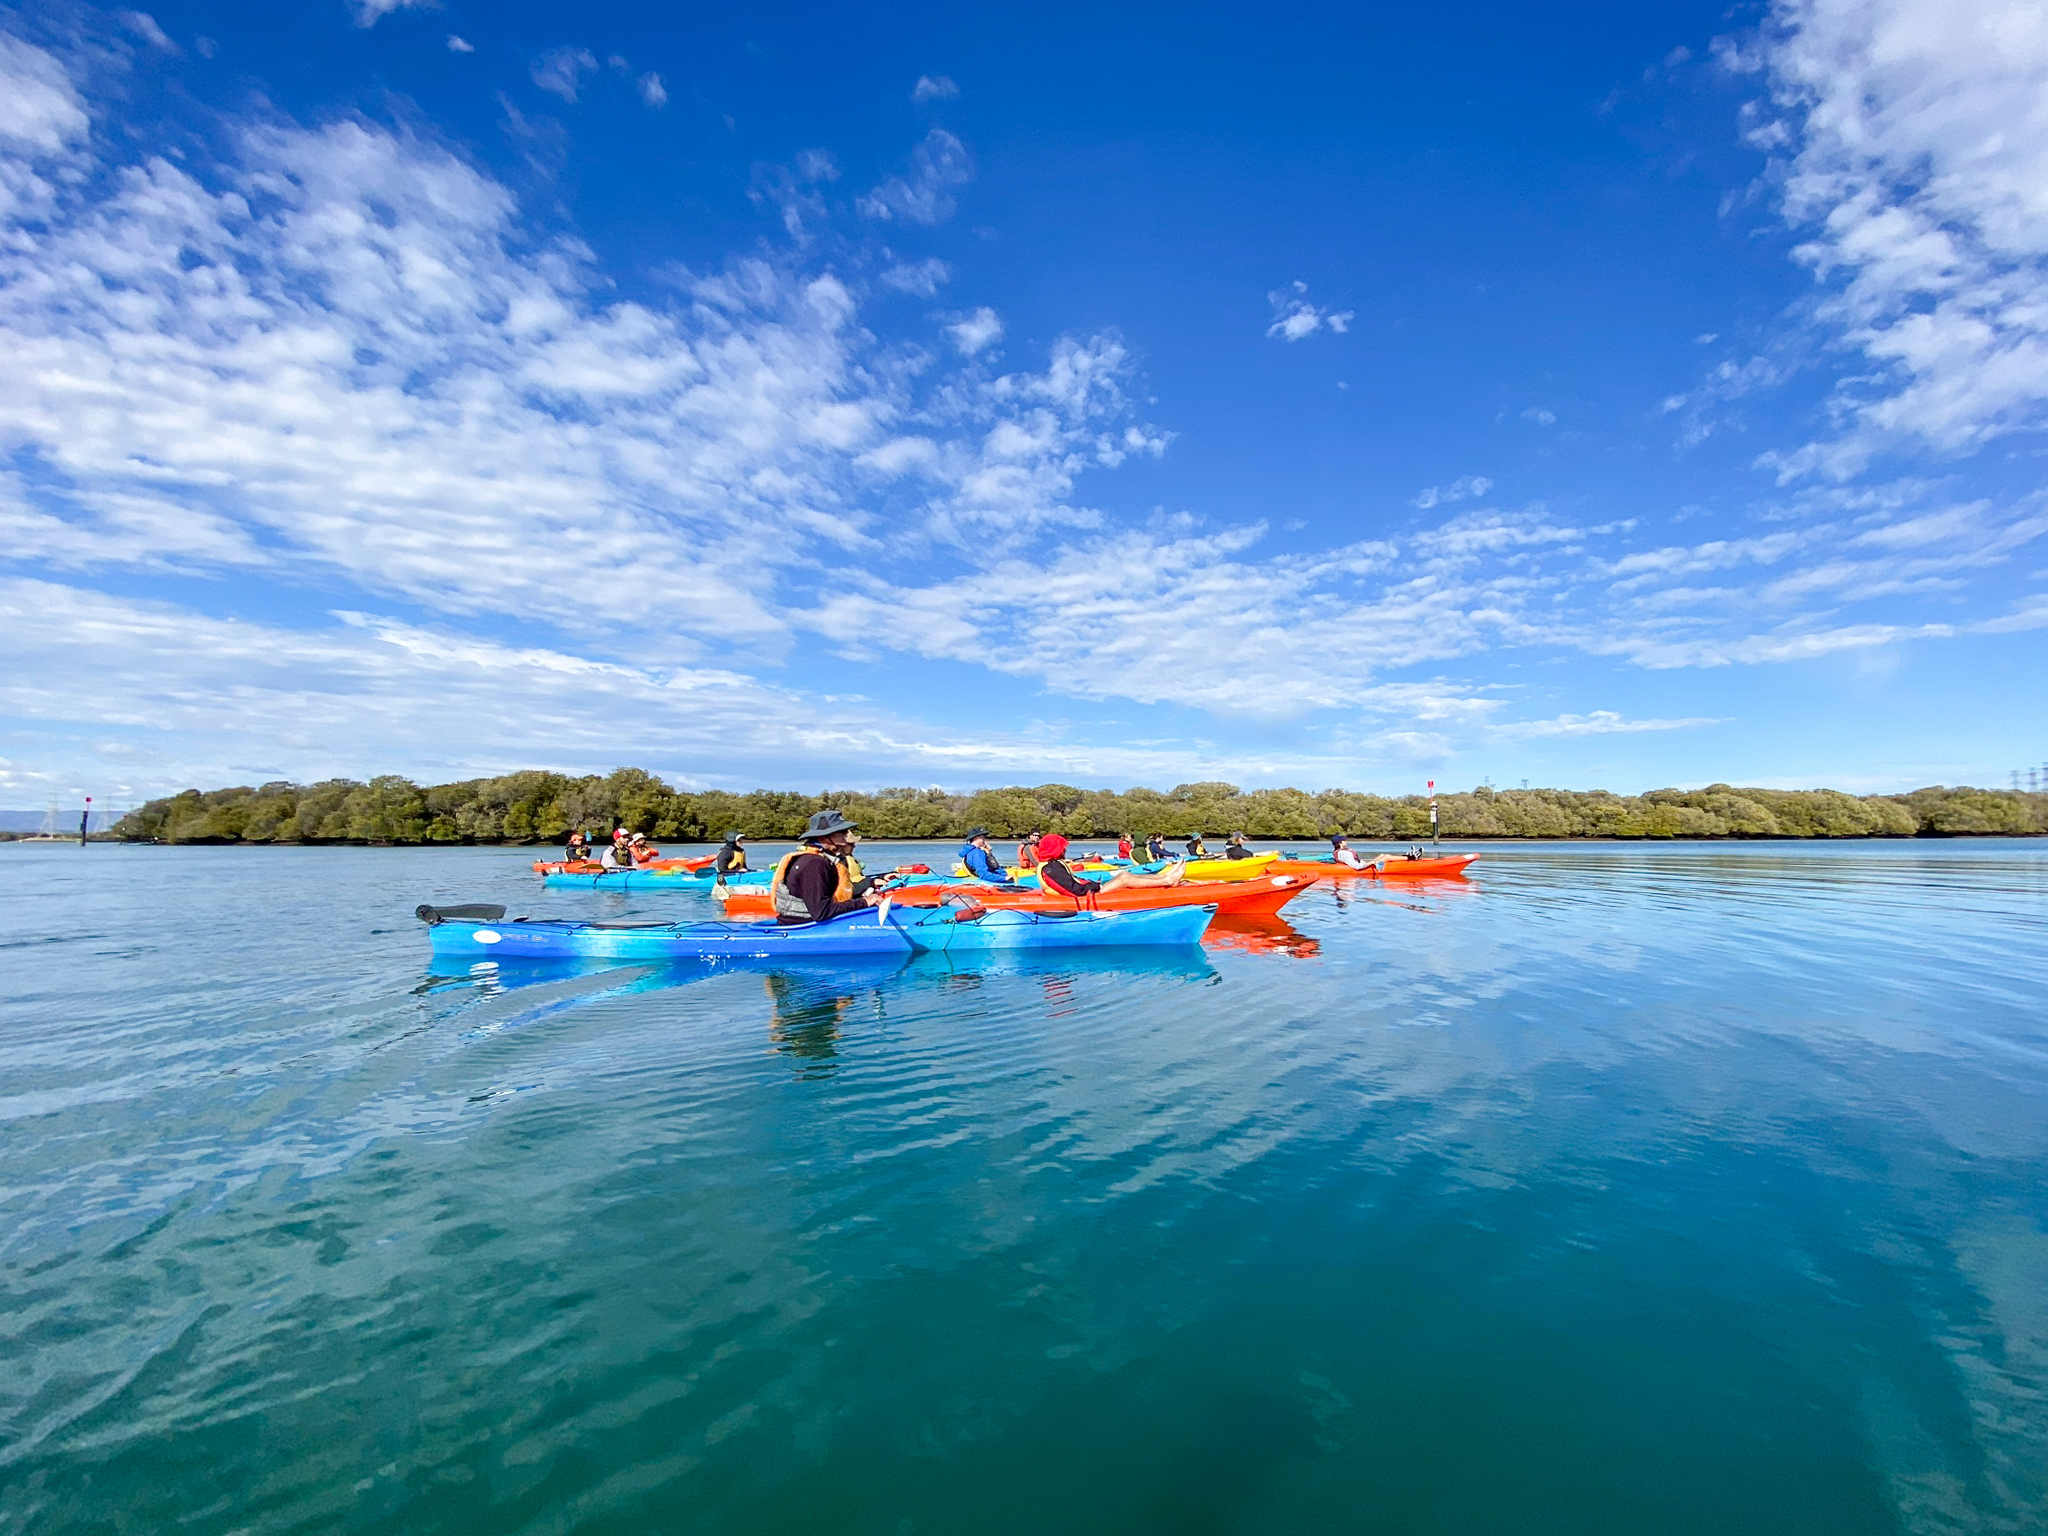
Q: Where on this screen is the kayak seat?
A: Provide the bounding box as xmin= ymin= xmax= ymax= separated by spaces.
xmin=416 ymin=903 xmax=508 ymax=925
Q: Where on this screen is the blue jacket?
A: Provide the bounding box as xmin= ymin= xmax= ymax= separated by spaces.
xmin=959 ymin=842 xmax=1009 ymax=883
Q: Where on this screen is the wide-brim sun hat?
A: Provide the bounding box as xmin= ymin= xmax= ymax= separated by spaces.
xmin=963 ymin=826 xmax=991 ymax=840
xmin=801 ymin=808 xmax=859 ymax=840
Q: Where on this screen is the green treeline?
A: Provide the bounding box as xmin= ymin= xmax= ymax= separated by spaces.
xmin=108 ymin=770 xmax=2048 ymax=845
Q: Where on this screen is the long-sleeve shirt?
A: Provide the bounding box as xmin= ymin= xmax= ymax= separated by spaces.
xmin=779 ymin=851 xmax=867 ymax=923
xmin=959 ymin=843 xmax=1010 ymax=883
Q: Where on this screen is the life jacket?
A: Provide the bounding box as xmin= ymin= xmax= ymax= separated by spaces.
xmin=1015 ymin=843 xmax=1039 ymax=869
xmin=1039 ymin=858 xmax=1099 ymax=909
xmin=714 ymin=844 xmax=747 ymax=876
xmin=770 ymin=846 xmax=852 ymax=921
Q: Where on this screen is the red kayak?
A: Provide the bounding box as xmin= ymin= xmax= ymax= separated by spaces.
xmin=1268 ymin=854 xmax=1479 ymax=880
xmin=716 ymin=873 xmax=1322 ymax=920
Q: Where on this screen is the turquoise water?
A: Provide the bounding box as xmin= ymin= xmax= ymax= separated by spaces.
xmin=2 ymin=840 xmax=2045 ymax=1535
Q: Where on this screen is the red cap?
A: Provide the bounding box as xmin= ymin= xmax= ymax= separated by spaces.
xmin=1037 ymin=833 xmax=1069 ymax=859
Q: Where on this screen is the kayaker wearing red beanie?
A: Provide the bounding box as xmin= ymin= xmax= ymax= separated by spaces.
xmin=1035 ymin=833 xmax=1186 ymax=904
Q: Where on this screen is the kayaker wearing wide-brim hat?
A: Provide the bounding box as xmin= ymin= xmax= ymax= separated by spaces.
xmin=771 ymin=810 xmax=885 ymax=924
xmin=958 ymin=826 xmax=1013 ymax=885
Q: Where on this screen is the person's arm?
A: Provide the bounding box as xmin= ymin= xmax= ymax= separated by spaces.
xmin=785 ymin=854 xmax=867 ymax=921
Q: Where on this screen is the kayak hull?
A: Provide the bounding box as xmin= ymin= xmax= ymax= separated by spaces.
xmin=531 ymin=854 xmax=715 ymax=875
xmin=717 ymin=873 xmax=1319 ymax=920
xmin=899 ymin=904 xmax=1214 ymax=952
xmin=541 ymin=868 xmax=772 ymax=891
xmin=1269 ymin=854 xmax=1479 ymax=879
xmin=421 ymin=901 xmax=1213 ymax=962
xmin=425 ymin=907 xmax=912 ymax=960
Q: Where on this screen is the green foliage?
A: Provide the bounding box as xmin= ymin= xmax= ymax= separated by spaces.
xmin=106 ymin=773 xmax=2048 ymax=845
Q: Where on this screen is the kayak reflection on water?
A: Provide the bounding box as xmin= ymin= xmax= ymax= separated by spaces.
xmin=1203 ymin=915 xmax=1321 ymax=959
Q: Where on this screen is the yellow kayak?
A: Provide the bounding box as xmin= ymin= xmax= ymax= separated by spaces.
xmin=951 ymin=852 xmax=1280 ymax=884
xmin=950 ymin=858 xmax=1124 ymax=880
xmin=1178 ymin=852 xmax=1280 ymax=881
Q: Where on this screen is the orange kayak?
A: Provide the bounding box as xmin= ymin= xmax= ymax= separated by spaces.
xmin=716 ymin=872 xmax=1322 ymax=920
xmin=1268 ymin=854 xmax=1478 ymax=880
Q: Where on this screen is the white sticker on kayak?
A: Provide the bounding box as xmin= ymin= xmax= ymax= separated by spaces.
xmin=473 ymin=929 xmax=502 ymax=944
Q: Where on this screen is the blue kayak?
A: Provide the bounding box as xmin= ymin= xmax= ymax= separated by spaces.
xmin=417 ymin=899 xmax=1215 ymax=962
xmin=899 ymin=904 xmax=1214 ymax=952
xmin=419 ymin=903 xmax=912 ymax=959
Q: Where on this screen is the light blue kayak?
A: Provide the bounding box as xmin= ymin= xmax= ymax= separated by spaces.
xmin=419 ymin=903 xmax=911 ymax=960
xmin=417 ymin=899 xmax=1216 ymax=963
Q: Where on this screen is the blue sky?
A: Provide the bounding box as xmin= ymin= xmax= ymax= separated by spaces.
xmin=2 ymin=0 xmax=2045 ymax=805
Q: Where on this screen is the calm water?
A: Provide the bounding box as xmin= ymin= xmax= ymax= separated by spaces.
xmin=2 ymin=840 xmax=2045 ymax=1535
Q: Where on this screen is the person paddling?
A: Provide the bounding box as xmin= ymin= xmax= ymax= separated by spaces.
xmin=712 ymin=830 xmax=749 ymax=878
xmin=957 ymin=827 xmax=1016 ymax=884
xmin=1184 ymin=833 xmax=1210 ymax=858
xmin=771 ymin=810 xmax=888 ymax=924
xmin=1035 ymin=833 xmax=1185 ymax=905
xmin=1145 ymin=833 xmax=1168 ymax=862
xmin=600 ymin=828 xmax=633 ymax=869
xmin=563 ymin=829 xmax=591 ymax=864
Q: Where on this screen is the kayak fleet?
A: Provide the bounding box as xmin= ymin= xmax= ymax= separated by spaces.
xmin=420 ymin=828 xmax=1478 ymax=967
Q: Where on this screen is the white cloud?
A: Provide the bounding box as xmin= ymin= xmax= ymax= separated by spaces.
xmin=1266 ymin=280 xmax=1353 ymax=342
xmin=1493 ymin=711 xmax=1724 ymax=739
xmin=0 ymin=72 xmax=1170 ymax=663
xmin=350 ymin=0 xmax=433 ymax=27
xmin=947 ymin=306 xmax=1003 ymax=355
xmin=1412 ymin=475 xmax=1492 ymax=510
xmin=639 ymin=72 xmax=667 ymax=108
xmin=531 ymin=46 xmax=596 ymax=102
xmin=749 ymin=150 xmax=840 ymax=240
xmin=446 ymin=34 xmax=473 ymax=53
xmin=912 ymin=75 xmax=958 ymax=103
xmin=0 ymin=579 xmax=1392 ymax=795
xmin=857 ymin=129 xmax=974 ymax=224
xmin=1754 ymin=0 xmax=2048 ymax=477
xmin=1521 ymin=406 xmax=1557 ymax=425
xmin=880 ymin=258 xmax=950 ymax=297
xmin=0 ymin=34 xmax=88 ymax=155
xmin=118 ymin=12 xmax=178 ymax=52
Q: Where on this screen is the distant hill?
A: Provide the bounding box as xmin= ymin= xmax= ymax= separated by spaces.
xmin=0 ymin=810 xmax=59 ymax=833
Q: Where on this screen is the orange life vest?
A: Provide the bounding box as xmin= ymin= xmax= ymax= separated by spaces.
xmin=770 ymin=846 xmax=853 ymax=921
